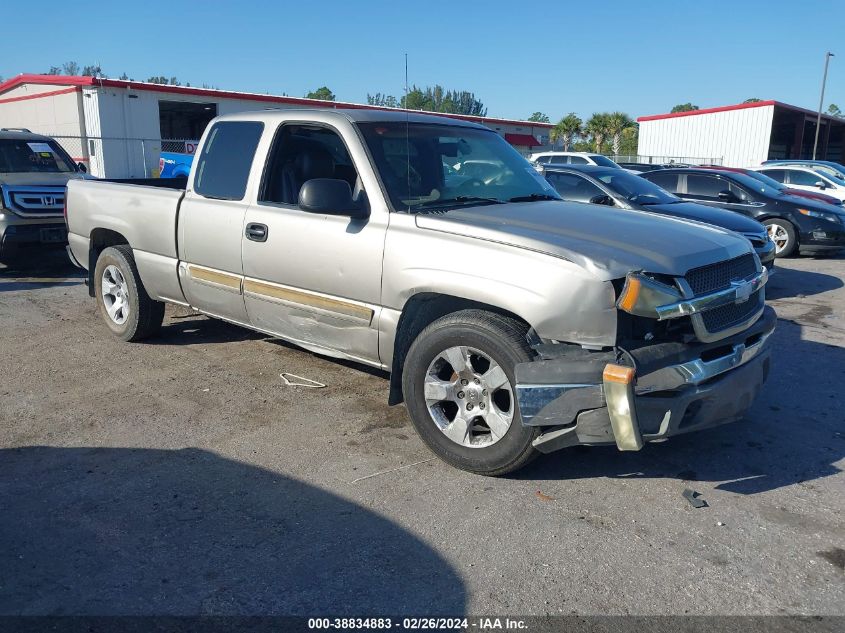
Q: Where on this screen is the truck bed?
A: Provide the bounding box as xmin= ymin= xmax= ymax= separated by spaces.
xmin=66 ymin=178 xmax=185 ymax=264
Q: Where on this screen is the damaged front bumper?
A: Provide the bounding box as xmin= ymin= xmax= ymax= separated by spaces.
xmin=515 ymin=305 xmax=776 ymax=454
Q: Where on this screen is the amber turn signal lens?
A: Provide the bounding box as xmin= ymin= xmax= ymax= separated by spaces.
xmin=603 ymin=364 xmax=635 ymax=384
xmin=617 ymin=276 xmax=642 ymax=312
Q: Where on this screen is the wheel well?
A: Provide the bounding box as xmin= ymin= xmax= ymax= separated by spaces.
xmin=387 ymin=293 xmax=531 ymax=406
xmin=87 ymin=229 xmax=129 ymax=297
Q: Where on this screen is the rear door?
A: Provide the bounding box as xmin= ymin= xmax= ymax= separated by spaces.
xmin=240 ymin=120 xmax=388 ymax=366
xmin=177 ymin=120 xmax=264 ymax=324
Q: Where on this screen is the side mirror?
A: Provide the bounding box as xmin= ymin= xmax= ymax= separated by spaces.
xmin=589 ymin=194 xmax=615 ymax=206
xmin=815 ymin=181 xmax=827 ymax=190
xmin=298 ymin=178 xmax=368 ymax=219
xmin=77 ymin=162 xmax=87 ymax=173
xmin=717 ymin=190 xmax=736 ymax=202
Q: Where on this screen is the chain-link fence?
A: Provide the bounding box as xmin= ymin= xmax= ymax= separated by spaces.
xmin=45 ymin=135 xmax=200 ymax=179
xmin=608 ymin=154 xmax=724 ymax=166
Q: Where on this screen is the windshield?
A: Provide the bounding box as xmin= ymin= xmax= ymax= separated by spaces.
xmin=722 ymin=171 xmax=780 ymax=197
xmin=743 ymin=170 xmax=787 ymax=190
xmin=589 ymin=154 xmax=621 ymax=168
xmin=0 ymin=139 xmax=75 ymax=173
xmin=357 ymin=122 xmax=560 ymax=212
xmin=594 ymin=170 xmax=680 ymax=204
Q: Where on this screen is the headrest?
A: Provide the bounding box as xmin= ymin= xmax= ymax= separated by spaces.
xmin=295 ymin=150 xmax=334 ymax=181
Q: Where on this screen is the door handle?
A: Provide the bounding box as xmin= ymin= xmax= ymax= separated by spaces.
xmin=245 ymin=223 xmax=268 ymax=242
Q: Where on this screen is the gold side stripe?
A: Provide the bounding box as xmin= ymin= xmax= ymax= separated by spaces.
xmin=187 ymin=265 xmax=242 ymax=290
xmin=243 ymin=279 xmax=374 ymax=322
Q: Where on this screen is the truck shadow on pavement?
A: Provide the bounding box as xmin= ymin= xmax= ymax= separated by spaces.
xmin=0 ymin=446 xmax=466 ymax=615
xmin=0 ymin=252 xmax=84 ymax=292
xmin=765 ymin=265 xmax=842 ymax=300
xmin=519 ymin=317 xmax=845 ymax=495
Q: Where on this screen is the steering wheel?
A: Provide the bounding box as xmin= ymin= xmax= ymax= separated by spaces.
xmin=456 ymin=178 xmax=485 ymax=191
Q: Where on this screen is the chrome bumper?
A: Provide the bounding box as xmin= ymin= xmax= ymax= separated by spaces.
xmin=515 ymin=306 xmax=776 ymax=453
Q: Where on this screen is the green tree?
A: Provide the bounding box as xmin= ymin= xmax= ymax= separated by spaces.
xmin=367 ymin=93 xmax=399 ymax=108
xmin=585 ymin=113 xmax=611 ymax=153
xmin=670 ymin=102 xmax=699 ymax=113
xmin=47 ymin=66 xmax=62 ymax=75
xmin=399 ymin=85 xmax=486 ymax=116
xmin=827 ymin=103 xmax=842 ymax=117
xmin=606 ymin=111 xmax=635 ymax=155
xmin=306 ymin=86 xmax=336 ymax=101
xmin=550 ymin=113 xmax=582 ymax=151
xmin=618 ymin=126 xmax=639 ymax=156
xmin=743 ymin=98 xmax=762 ymax=103
xmin=62 ymin=61 xmax=79 ymax=76
xmin=528 ymin=112 xmax=550 ymax=123
xmin=81 ymin=65 xmax=102 ymax=77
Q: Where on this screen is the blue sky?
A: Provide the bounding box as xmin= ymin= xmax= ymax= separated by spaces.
xmin=3 ymin=1 xmax=842 ymax=122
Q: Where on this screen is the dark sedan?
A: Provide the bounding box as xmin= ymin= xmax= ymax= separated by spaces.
xmin=640 ymin=168 xmax=845 ymax=258
xmin=543 ymin=165 xmax=775 ymax=269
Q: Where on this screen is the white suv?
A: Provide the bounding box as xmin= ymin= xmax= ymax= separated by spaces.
xmin=529 ymin=151 xmax=622 ymax=169
xmin=753 ymin=165 xmax=845 ymax=203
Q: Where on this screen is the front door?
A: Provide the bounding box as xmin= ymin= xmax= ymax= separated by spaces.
xmin=241 ymin=122 xmax=388 ymax=366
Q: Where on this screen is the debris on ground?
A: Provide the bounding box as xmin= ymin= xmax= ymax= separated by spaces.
xmin=682 ymin=488 xmax=708 ymax=508
xmin=535 ymin=490 xmax=555 ymax=502
xmin=280 ymin=373 xmax=326 ymax=388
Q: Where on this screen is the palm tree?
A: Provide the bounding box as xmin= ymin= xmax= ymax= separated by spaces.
xmin=606 ymin=112 xmax=635 ymax=155
xmin=550 ymin=113 xmax=582 ymax=151
xmin=585 ymin=113 xmax=610 ymax=154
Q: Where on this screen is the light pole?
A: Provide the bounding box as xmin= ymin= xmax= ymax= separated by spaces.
xmin=812 ymin=51 xmax=834 ymax=160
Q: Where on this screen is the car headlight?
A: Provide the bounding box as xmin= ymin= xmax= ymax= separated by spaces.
xmin=617 ymin=272 xmax=683 ymax=319
xmin=798 ymin=208 xmax=842 ymax=224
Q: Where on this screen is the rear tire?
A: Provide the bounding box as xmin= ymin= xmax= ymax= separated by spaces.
xmin=93 ymin=245 xmax=164 ymax=341
xmin=402 ymin=309 xmax=540 ymax=476
xmin=763 ymin=219 xmax=798 ymax=258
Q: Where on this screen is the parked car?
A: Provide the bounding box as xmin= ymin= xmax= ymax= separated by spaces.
xmin=543 ymin=165 xmax=775 ymax=269
xmin=529 ymin=151 xmax=622 ymax=168
xmin=752 ymin=165 xmax=845 ymax=203
xmin=640 ymin=167 xmax=845 ymax=257
xmin=697 ymin=165 xmax=843 ymax=206
xmin=762 ymin=159 xmax=845 ymax=181
xmin=617 ymin=162 xmax=667 ymax=173
xmin=66 ymin=109 xmax=774 ymax=476
xmin=0 ymin=129 xmax=89 ymax=262
xmin=159 ymin=151 xmax=194 ymax=178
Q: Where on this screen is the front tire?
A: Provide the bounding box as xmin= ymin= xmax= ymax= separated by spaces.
xmin=402 ymin=310 xmax=540 ymax=476
xmin=94 ymin=245 xmax=164 ymax=341
xmin=764 ymin=219 xmax=798 ymax=258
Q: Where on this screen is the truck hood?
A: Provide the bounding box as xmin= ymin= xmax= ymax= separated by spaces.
xmin=0 ymin=172 xmax=86 ymax=187
xmin=637 ymin=201 xmax=764 ymax=234
xmin=415 ymin=201 xmax=752 ymax=281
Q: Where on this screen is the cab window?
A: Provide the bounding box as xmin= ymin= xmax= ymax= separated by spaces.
xmin=194 ymin=121 xmax=264 ymax=200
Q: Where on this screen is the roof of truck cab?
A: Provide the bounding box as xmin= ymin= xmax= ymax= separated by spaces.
xmin=215 ymin=108 xmax=489 ymax=129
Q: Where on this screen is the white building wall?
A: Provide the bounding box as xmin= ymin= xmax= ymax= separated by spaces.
xmin=638 ymin=105 xmax=774 ymax=167
xmin=0 ymin=83 xmax=85 ymax=140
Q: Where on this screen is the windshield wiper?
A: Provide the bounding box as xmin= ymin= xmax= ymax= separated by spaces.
xmin=508 ymin=193 xmax=560 ymax=202
xmin=416 ymin=196 xmax=505 ymax=209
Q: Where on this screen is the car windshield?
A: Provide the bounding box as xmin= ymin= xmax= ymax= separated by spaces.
xmin=721 ymin=171 xmax=780 ymax=197
xmin=357 ymin=122 xmax=560 ymax=212
xmin=743 ymin=170 xmax=787 ymax=190
xmin=589 ymin=154 xmax=621 ymax=168
xmin=594 ymin=170 xmax=680 ymax=204
xmin=0 ymin=139 xmax=75 ymax=173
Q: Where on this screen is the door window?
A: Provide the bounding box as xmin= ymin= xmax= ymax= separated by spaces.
xmin=549 ymin=155 xmax=569 ymax=165
xmin=758 ymin=169 xmax=786 ymax=183
xmin=787 ymin=169 xmax=825 ymax=187
xmin=194 ymin=121 xmax=264 ymax=200
xmin=644 ymin=172 xmax=680 ymax=192
xmin=686 ymin=174 xmax=727 ymax=199
xmin=568 ymin=155 xmax=589 ymax=164
xmin=260 ymin=125 xmax=361 ymax=206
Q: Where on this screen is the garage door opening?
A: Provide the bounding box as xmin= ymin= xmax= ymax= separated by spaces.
xmin=159 ymin=101 xmax=218 ymax=140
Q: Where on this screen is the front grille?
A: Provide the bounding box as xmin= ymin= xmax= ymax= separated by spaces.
xmin=685 ymin=253 xmax=757 ymax=295
xmin=685 ymin=253 xmax=762 ymax=336
xmin=701 ymin=290 xmax=764 ymax=332
xmin=2 ymin=186 xmax=66 ymax=217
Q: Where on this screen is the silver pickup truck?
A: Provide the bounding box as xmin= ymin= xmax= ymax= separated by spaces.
xmin=66 ymin=109 xmax=775 ymax=475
